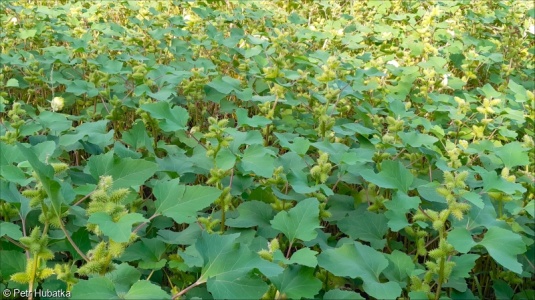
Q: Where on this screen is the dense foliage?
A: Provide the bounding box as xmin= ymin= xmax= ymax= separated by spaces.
xmin=1 ymin=0 xmax=534 ymax=299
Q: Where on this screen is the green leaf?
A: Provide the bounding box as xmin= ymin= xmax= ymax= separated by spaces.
xmin=16 ymin=143 xmax=63 ymax=216
xmin=479 ymin=83 xmax=502 ymax=99
xmin=0 ymin=165 xmax=31 ymax=185
xmin=384 ymin=250 xmax=415 ymax=285
xmin=226 ymin=201 xmax=277 ymax=237
xmin=206 ymin=275 xmax=268 ymax=300
xmin=207 ymin=76 xmax=242 ymax=94
xmin=288 ymin=247 xmax=318 ymax=267
xmin=240 ymin=145 xmax=275 ymax=178
xmin=524 ymin=200 xmax=534 ymax=218
xmin=124 ymin=280 xmax=170 ymax=300
xmin=270 ymin=265 xmax=322 ymax=299
xmin=65 ymin=79 xmax=98 ymax=97
xmin=0 ymin=250 xmax=26 ymax=281
xmin=71 ymin=277 xmax=119 ymax=299
xmin=290 ymin=137 xmax=311 ymax=156
xmin=494 ymin=142 xmax=530 ymax=168
xmin=196 ymin=232 xmax=282 ymax=299
xmin=236 ymin=108 xmax=272 ymax=128
xmin=317 ymin=242 xmax=402 ymax=299
xmin=153 ymin=179 xmax=222 ymax=224
xmin=397 ymin=131 xmax=438 ymax=147
xmin=323 ymin=289 xmax=365 ymax=299
xmin=271 ymin=198 xmax=321 ymax=244
xmin=493 ymin=279 xmax=515 ymax=300
xmin=460 ymin=192 xmax=484 ymax=209
xmin=105 ymin=263 xmax=141 ymax=294
xmin=37 ymin=111 xmax=72 ymax=132
xmin=121 ymin=238 xmax=166 ymax=266
xmin=450 ymin=254 xmax=479 ymax=278
xmin=508 ymin=79 xmax=528 ymax=102
xmin=215 ymin=147 xmax=236 ymax=170
xmin=384 ymin=192 xmax=421 ymax=231
xmin=87 ymin=212 xmax=147 ymax=243
xmin=360 ymin=160 xmax=414 ymax=193
xmin=338 ymin=209 xmax=388 ymax=249
xmin=479 ymin=227 xmax=526 ymax=274
xmin=140 ymin=102 xmax=189 ymax=132
xmin=0 ymin=222 xmax=22 ymax=239
xmin=6 ymin=78 xmax=19 ymax=87
xmin=19 ymin=29 xmax=37 ymax=39
xmin=122 ymin=121 xmax=154 ymax=152
xmin=476 ymin=167 xmax=526 ymax=194
xmin=448 ymin=227 xmax=477 ymax=253
xmin=87 ymin=151 xmax=158 ymax=189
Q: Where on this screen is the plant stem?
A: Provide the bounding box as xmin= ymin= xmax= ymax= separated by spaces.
xmin=132 ymin=213 xmax=161 ymax=234
xmin=286 ymin=241 xmax=293 ymax=259
xmin=435 ymin=229 xmax=445 ymax=300
xmin=28 ymin=254 xmax=39 ymax=300
xmin=58 ymin=220 xmax=89 ymax=262
xmin=435 ymin=256 xmax=445 ymax=300
xmin=172 ymin=280 xmax=203 ymax=299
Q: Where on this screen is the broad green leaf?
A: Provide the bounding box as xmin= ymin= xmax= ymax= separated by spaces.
xmin=494 ymin=142 xmax=530 ymax=168
xmin=0 ymin=251 xmax=26 ymax=281
xmin=0 ymin=222 xmax=22 ymax=240
xmin=508 ymin=79 xmax=528 ymax=102
xmin=122 ymin=121 xmax=154 ymax=152
xmin=397 ymin=131 xmax=438 ymax=147
xmin=65 ymin=79 xmax=98 ymax=97
xmin=384 ymin=250 xmax=415 ymax=285
xmin=450 ymin=254 xmax=479 ymax=278
xmin=16 ymin=143 xmax=63 ymax=215
xmin=59 ymin=120 xmax=114 ymax=148
xmin=493 ymin=279 xmax=515 ymax=300
xmin=270 ymin=265 xmax=322 ymax=299
xmin=461 ymin=192 xmax=484 ymax=209
xmin=524 ymin=200 xmax=534 ymax=218
xmin=323 ymin=289 xmax=365 ymax=299
xmin=215 ymin=147 xmax=236 ymax=170
xmin=226 ymin=201 xmax=277 ymax=237
xmin=140 ymin=102 xmax=189 ymax=132
xmin=240 ymin=145 xmax=275 ymax=178
xmin=207 ymin=276 xmax=268 ymax=300
xmin=288 ymin=247 xmax=318 ymax=268
xmin=0 ymin=165 xmax=31 ymax=185
xmin=338 ymin=209 xmax=388 ymax=249
xmin=271 ymin=198 xmax=321 ymax=244
xmin=87 ymin=151 xmax=158 ymax=189
xmin=207 ymin=76 xmax=242 ymax=94
xmin=196 ymin=232 xmax=281 ymax=299
xmin=289 ymin=137 xmax=311 ymax=156
xmin=476 ymin=167 xmax=526 ymax=194
xmin=479 ymin=227 xmax=526 ymax=274
xmin=124 ymin=280 xmax=170 ymax=300
xmin=448 ymin=227 xmax=477 ymax=253
xmin=236 ymin=108 xmax=271 ymax=128
xmin=157 ymin=225 xmax=201 ymax=246
xmin=6 ymin=78 xmax=19 ymax=87
xmin=318 ymin=242 xmax=401 ymax=299
xmin=479 ymin=83 xmax=502 ymax=99
xmin=37 ymin=111 xmax=72 ymax=132
xmin=384 ymin=192 xmax=421 ymax=231
xmin=121 ymin=238 xmax=166 ymax=267
xmin=360 ymin=160 xmax=414 ymax=193
xmin=87 ymin=212 xmax=147 ymax=243
xmin=106 ymin=263 xmax=141 ymax=294
xmin=20 ymin=29 xmax=37 ymax=39
xmin=153 ymin=179 xmax=222 ymax=224
xmin=71 ymin=277 xmax=120 ymax=299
